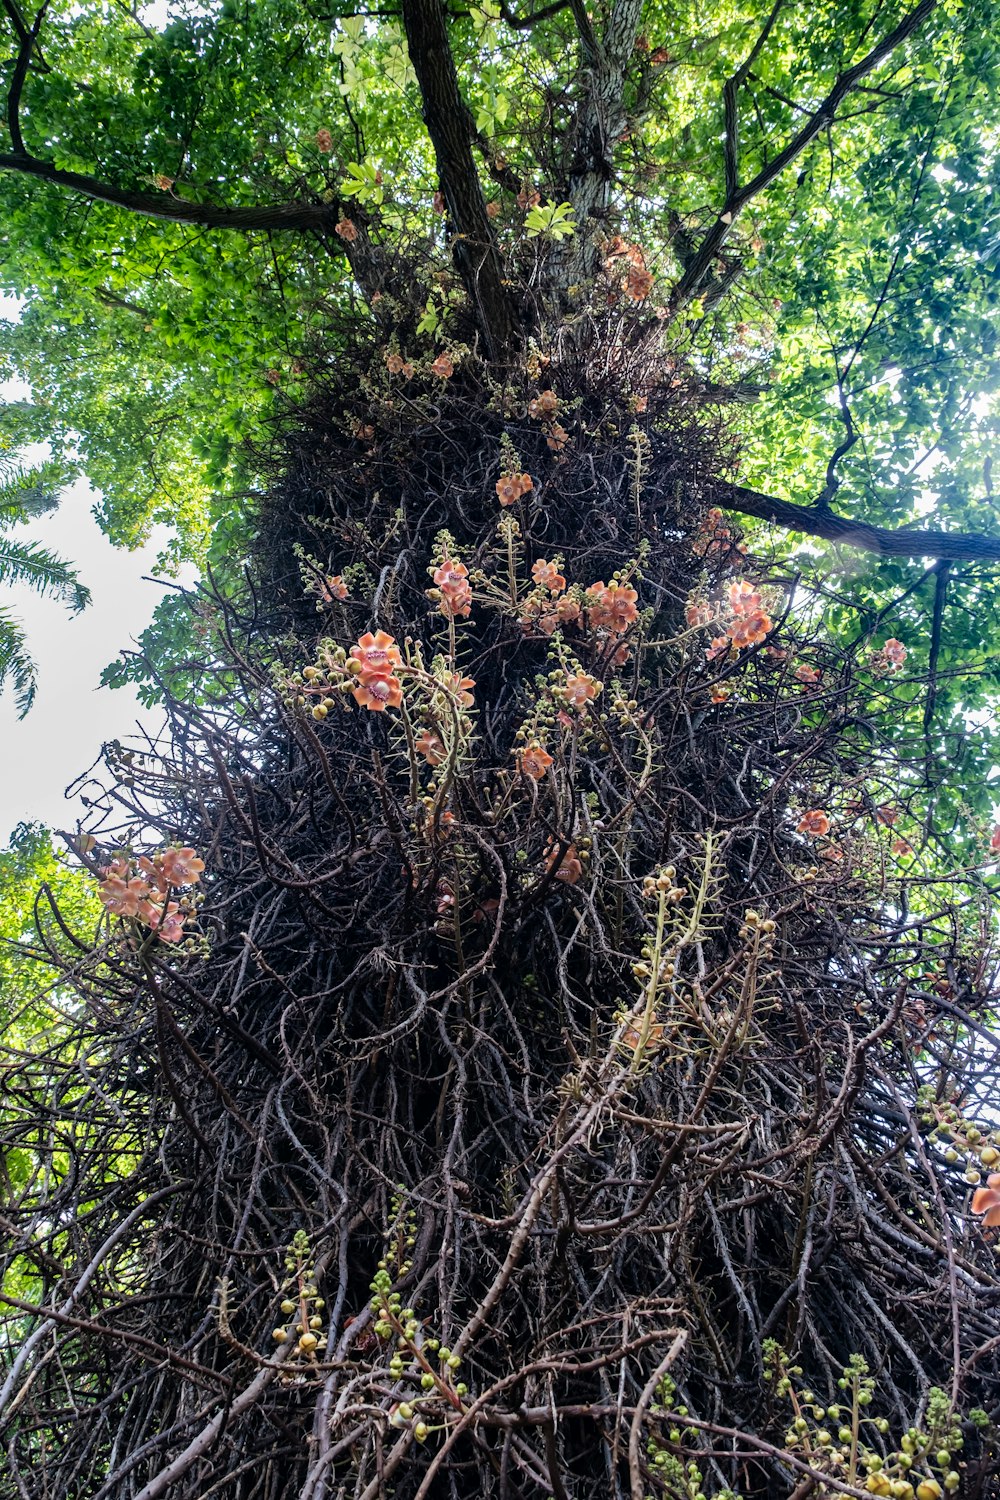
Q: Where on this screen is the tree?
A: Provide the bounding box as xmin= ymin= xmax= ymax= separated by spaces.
xmin=2 ymin=3 xmax=1000 ymax=1499
xmin=0 ymin=442 xmax=89 ymax=712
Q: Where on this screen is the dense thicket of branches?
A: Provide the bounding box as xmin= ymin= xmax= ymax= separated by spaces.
xmin=2 ymin=331 xmax=999 ymax=1498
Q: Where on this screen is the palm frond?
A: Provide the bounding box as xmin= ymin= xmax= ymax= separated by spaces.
xmin=0 ymin=606 xmax=38 ymax=716
xmin=0 ymin=537 xmax=90 ymax=611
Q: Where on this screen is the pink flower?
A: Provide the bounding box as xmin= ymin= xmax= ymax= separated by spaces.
xmin=160 ymin=847 xmax=206 ymax=886
xmin=884 ymin=638 xmax=907 ymax=666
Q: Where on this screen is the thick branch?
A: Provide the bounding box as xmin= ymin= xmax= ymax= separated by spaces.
xmin=710 ymin=478 xmax=1000 ymax=562
xmin=673 ymin=0 xmax=937 ymax=307
xmin=400 ymin=0 xmax=517 ymax=356
xmin=0 ymin=151 xmax=340 ymax=229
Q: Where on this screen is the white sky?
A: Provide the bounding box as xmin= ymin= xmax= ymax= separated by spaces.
xmin=0 ymin=481 xmax=191 ymax=844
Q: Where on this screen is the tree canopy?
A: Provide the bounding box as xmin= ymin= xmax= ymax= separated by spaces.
xmin=2 ymin=3 xmax=1000 ymax=1499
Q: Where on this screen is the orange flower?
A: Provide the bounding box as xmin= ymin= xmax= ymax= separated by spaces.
xmin=531 ymin=559 xmax=566 ymax=593
xmin=350 ymin=630 xmax=402 ymax=678
xmin=555 ymin=595 xmax=581 ymax=624
xmin=431 ymin=352 xmax=454 ymax=379
xmin=496 ymin=473 xmax=523 ymax=507
xmin=545 ymin=422 xmax=569 ymax=452
xmin=622 ymin=1016 xmax=664 ymax=1049
xmin=385 ymin=352 xmax=406 ymax=374
xmin=153 ymin=173 xmax=174 ymax=191
xmin=433 ymin=558 xmax=472 ymax=618
xmin=991 ymin=825 xmax=1000 ymax=853
xmin=319 ymin=574 xmax=348 ymax=603
xmin=517 ymin=184 xmax=541 ymax=210
xmin=709 ymin=684 xmax=730 ymax=704
xmin=971 ymin=1173 xmax=1000 ymax=1227
xmin=415 ymin=730 xmax=446 ymax=766
xmin=315 ymin=127 xmax=333 ymax=152
xmin=563 ymin=672 xmax=601 ymax=709
xmin=335 ymin=218 xmax=358 ymax=242
xmin=444 ymin=673 xmax=475 ymax=707
xmin=892 ymin=838 xmax=914 ymax=857
xmin=797 ymin=809 xmax=830 ymax=837
xmin=160 ymin=847 xmax=205 ymax=886
xmin=432 ymin=189 xmax=446 ymax=214
xmin=884 ymin=638 xmax=907 ymax=666
xmin=519 ymin=744 xmax=553 ymax=780
xmin=729 ymin=610 xmax=772 ymax=648
xmin=586 ymin=581 xmax=638 ymax=633
xmin=486 ymin=200 xmax=500 ymax=219
xmin=705 ymin=636 xmax=730 ymax=662
xmin=352 ymin=674 xmax=403 ymax=711
xmin=795 ymin=663 xmax=821 ymax=686
xmin=876 ymin=805 xmax=898 ymax=827
xmin=545 ymin=841 xmax=583 ymax=883
xmin=686 ymin=599 xmax=715 ymax=628
xmin=625 ymin=265 xmax=654 ymax=301
xmin=528 ymin=390 xmax=559 ymax=419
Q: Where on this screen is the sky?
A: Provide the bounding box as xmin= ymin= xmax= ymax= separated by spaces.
xmin=0 ymin=479 xmax=190 ymax=845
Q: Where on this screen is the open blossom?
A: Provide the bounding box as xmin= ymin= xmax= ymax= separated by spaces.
xmin=586 ymin=580 xmax=638 ymax=634
xmin=528 ymin=389 xmax=559 ymax=419
xmin=531 ymin=559 xmax=566 ymax=593
xmin=352 ymin=674 xmax=403 ymax=711
xmin=315 ymin=127 xmax=333 ymax=152
xmin=685 ymin=598 xmax=715 ymax=628
xmin=350 ymin=630 xmax=402 ymax=677
xmin=99 ymin=875 xmax=148 ymax=917
xmin=545 ymin=841 xmax=583 ymax=883
xmin=545 ymin=421 xmax=569 ymax=452
xmin=431 ymin=352 xmax=455 ymax=379
xmin=496 ymin=471 xmax=532 ymax=506
xmin=562 ymin=672 xmax=601 ymax=710
xmin=416 ymin=730 xmax=446 ymax=766
xmin=335 ymin=217 xmax=358 ymax=241
xmin=884 ymin=638 xmax=907 ymax=666
xmin=795 ymin=663 xmax=821 ymax=686
xmin=433 ymin=557 xmax=472 ymax=618
xmin=972 ymin=1173 xmax=1000 ymax=1227
xmin=520 ymin=743 xmax=553 ymax=780
xmin=705 ymin=636 xmax=730 ymax=662
xmin=797 ymin=809 xmax=830 ymax=837
xmin=709 ymin=684 xmax=730 ymax=703
xmin=160 ymin=847 xmax=205 ymax=886
xmin=319 ymin=574 xmax=349 ymax=603
xmin=990 ymin=825 xmax=1000 ymax=853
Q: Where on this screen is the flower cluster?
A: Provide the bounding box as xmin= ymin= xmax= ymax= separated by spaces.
xmin=527 ymin=388 xmax=568 ymax=451
xmin=870 ymin=637 xmax=907 ymax=674
xmin=97 ymin=846 xmax=205 ymax=944
xmin=427 ymin=548 xmax=473 ymax=619
xmin=585 ymin=579 xmax=639 ymax=634
xmin=703 ymin=578 xmax=774 ymax=660
xmin=691 ymin=505 xmax=745 ymax=563
xmin=348 ymin=630 xmax=404 ymax=710
xmin=385 ymin=350 xmax=415 ymax=379
xmin=271 ymin=1230 xmax=327 ymax=1357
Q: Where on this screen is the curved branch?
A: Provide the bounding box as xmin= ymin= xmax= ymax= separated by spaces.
xmin=0 ymin=152 xmax=339 ymax=230
xmin=709 ymin=478 xmax=1000 ymax=562
xmin=672 ymin=0 xmax=937 ymax=307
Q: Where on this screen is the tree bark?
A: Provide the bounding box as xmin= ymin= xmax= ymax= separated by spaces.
xmin=400 ymin=0 xmax=518 ymax=356
xmin=709 ymin=478 xmax=1000 ymax=562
